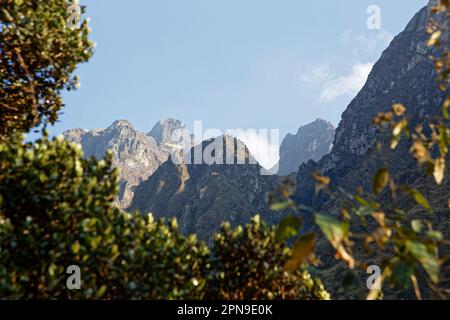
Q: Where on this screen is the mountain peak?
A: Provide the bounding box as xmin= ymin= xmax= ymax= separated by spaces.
xmin=278 ymin=119 xmax=335 ymax=176
xmin=110 ymin=119 xmax=134 ymax=130
xmin=312 ymin=118 xmax=333 ymax=126
xmin=180 ymin=135 xmax=257 ymax=167
xmin=299 ymin=118 xmax=334 ymax=133
xmin=148 ymin=118 xmax=189 ymax=145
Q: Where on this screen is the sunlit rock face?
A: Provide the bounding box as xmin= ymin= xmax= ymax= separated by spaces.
xmin=63 ymin=118 xmax=189 ymax=209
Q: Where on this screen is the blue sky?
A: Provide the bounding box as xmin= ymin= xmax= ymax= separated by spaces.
xmin=48 ymin=0 xmax=428 ymax=167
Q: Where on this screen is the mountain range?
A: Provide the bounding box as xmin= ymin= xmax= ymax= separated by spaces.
xmin=63 ymin=117 xmax=333 ymax=230
xmin=63 ymin=2 xmax=448 ymax=242
xmin=62 ymin=1 xmax=449 ymax=298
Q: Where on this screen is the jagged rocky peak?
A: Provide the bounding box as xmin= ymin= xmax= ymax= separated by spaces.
xmin=110 ymin=119 xmax=134 ymax=130
xmin=63 ymin=119 xmax=174 ymax=209
xmin=148 ymin=117 xmax=190 ymax=145
xmin=277 ymin=118 xmax=335 ymax=176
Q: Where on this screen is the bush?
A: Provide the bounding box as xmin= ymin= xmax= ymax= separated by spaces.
xmin=207 ymin=216 xmax=330 ymax=300
xmin=0 ymin=134 xmax=209 ymax=299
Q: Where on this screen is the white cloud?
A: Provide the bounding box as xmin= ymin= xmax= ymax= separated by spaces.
xmin=319 ymin=62 xmax=374 ymax=102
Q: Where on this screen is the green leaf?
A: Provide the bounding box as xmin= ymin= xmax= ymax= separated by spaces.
xmin=315 ymin=214 xmax=348 ymax=247
xmin=373 ymin=168 xmax=389 ymax=195
xmin=426 ymin=231 xmax=443 ymax=241
xmin=405 ymin=240 xmax=440 ymax=284
xmin=71 ymin=241 xmax=81 ymax=254
xmin=270 ymin=200 xmax=294 ymax=212
xmin=342 ymin=271 xmax=358 ymax=289
xmin=284 ymin=233 xmax=316 ymax=272
xmin=402 ymin=186 xmax=432 ymax=212
xmin=96 ymin=285 xmax=107 ymax=298
xmin=276 ymin=216 xmax=302 ymax=241
xmin=354 ymin=195 xmax=369 ymax=207
xmin=48 ymin=263 xmax=57 ymax=277
xmin=390 ymin=259 xmax=413 ymax=289
xmin=411 ymin=220 xmax=423 ymax=233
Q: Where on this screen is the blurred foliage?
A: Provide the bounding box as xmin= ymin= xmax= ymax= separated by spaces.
xmin=207 ymin=216 xmax=329 ymax=300
xmin=0 ymin=0 xmax=94 ymax=139
xmin=0 ymin=135 xmax=329 ymax=299
xmin=313 ymin=1 xmax=450 ymax=300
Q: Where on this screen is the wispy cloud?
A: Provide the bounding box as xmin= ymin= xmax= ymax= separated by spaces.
xmin=319 ymin=62 xmax=374 ymax=102
xmin=301 ymin=64 xmax=333 ymax=83
xmin=301 ymin=62 xmax=374 ymax=102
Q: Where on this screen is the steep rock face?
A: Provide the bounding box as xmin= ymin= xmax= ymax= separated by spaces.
xmin=295 ymin=3 xmax=448 ymax=210
xmin=278 ymin=119 xmax=334 ymax=176
xmin=63 ymin=119 xmax=187 ymax=209
xmin=128 ymin=136 xmax=281 ymax=241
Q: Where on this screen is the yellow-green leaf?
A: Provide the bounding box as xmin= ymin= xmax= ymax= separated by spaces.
xmin=270 ymin=200 xmax=294 ymax=212
xmin=402 ymin=186 xmax=432 ymax=212
xmin=405 ymin=240 xmax=440 ymax=284
xmin=411 ymin=220 xmax=423 ymax=233
xmin=284 ymin=233 xmax=316 ymax=271
xmin=276 ymin=216 xmax=302 ymax=241
xmin=315 ymin=214 xmax=348 ymax=248
xmin=96 ymin=285 xmax=107 ymax=298
xmin=373 ymin=168 xmax=389 ymax=195
xmin=71 ymin=241 xmax=81 ymax=254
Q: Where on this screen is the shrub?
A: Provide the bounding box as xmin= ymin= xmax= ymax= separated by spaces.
xmin=207 ymin=216 xmax=330 ymax=300
xmin=0 ymin=134 xmax=209 ymax=299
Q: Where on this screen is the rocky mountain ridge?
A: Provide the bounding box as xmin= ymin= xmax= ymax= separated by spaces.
xmin=63 ymin=118 xmax=190 ymax=208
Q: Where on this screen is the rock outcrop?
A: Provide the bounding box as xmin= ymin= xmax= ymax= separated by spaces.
xmin=277 ymin=119 xmax=334 ymax=176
